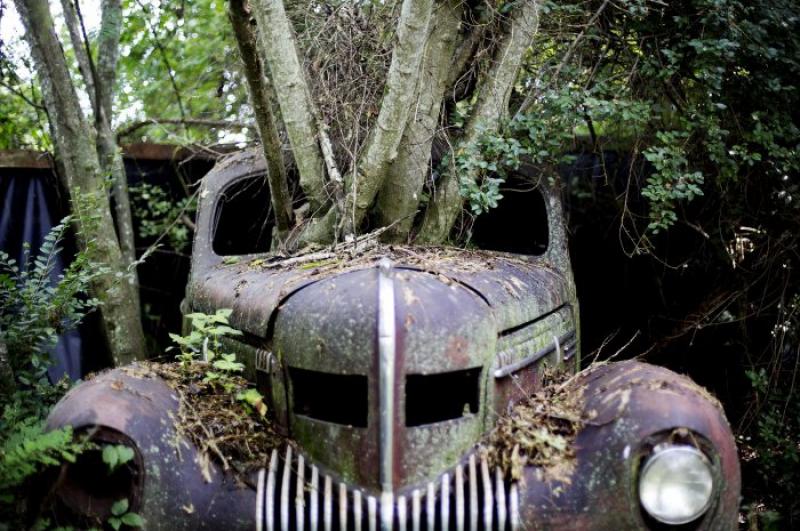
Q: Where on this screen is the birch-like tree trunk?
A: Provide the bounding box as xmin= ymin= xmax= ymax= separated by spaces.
xmin=15 ymin=0 xmax=146 ymax=366
xmin=341 ymin=0 xmax=434 ymax=235
xmin=250 ymin=0 xmax=327 ymax=211
xmin=373 ymin=0 xmax=463 ymax=240
xmin=60 ymin=0 xmax=138 ymax=285
xmin=228 ymin=0 xmax=293 ymax=237
xmin=418 ymin=0 xmax=540 ymax=243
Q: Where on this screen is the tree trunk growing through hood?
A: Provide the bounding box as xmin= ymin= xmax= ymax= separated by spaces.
xmin=15 ymin=0 xmax=146 ymax=366
xmin=233 ymin=0 xmax=541 ymax=246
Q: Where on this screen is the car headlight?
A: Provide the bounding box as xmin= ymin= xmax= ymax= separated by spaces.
xmin=638 ymin=444 xmax=714 ymax=525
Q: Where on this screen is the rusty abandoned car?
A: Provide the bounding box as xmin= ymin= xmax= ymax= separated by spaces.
xmin=45 ymin=151 xmax=740 ymax=530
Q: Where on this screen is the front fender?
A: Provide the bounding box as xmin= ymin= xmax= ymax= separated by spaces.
xmin=517 ymin=361 xmax=740 ymax=530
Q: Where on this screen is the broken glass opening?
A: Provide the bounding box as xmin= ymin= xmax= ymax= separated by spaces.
xmin=470 ymin=176 xmax=549 ymax=255
xmin=290 ymin=367 xmax=368 ymax=427
xmin=212 ymin=175 xmax=274 ymax=255
xmin=405 ymin=368 xmax=481 ymax=426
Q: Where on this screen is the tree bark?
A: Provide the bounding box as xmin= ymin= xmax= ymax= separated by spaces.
xmin=59 ymin=0 xmax=138 ymax=279
xmin=229 ymin=0 xmax=293 ymax=237
xmin=16 ymin=0 xmax=146 ymax=366
xmin=59 ymin=0 xmax=96 ymax=110
xmin=250 ymin=0 xmax=327 ymax=211
xmin=95 ymin=0 xmax=138 ymax=278
xmin=374 ymin=0 xmax=463 ymax=241
xmin=341 ymin=0 xmax=434 ymax=235
xmin=417 ymin=0 xmax=540 ymax=243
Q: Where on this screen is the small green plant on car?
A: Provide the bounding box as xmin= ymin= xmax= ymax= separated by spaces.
xmin=108 ymin=498 xmax=144 ymax=530
xmin=168 ymin=309 xmax=243 ymax=368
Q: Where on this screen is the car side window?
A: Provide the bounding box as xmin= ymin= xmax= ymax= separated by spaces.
xmin=212 ymin=175 xmax=274 ymax=255
xmin=470 ymin=175 xmax=549 ymax=255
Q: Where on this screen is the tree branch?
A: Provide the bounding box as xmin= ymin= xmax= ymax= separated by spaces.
xmin=59 ymin=0 xmax=96 ymax=111
xmin=250 ymin=0 xmax=327 ymax=211
xmin=228 ymin=0 xmax=293 ymax=236
xmin=116 ymin=118 xmax=256 ymax=139
xmin=374 ymin=0 xmax=464 ymax=241
xmin=133 ymin=0 xmax=187 ymax=120
xmin=418 ymin=0 xmax=541 ymax=243
xmin=341 ymin=0 xmax=435 ymax=235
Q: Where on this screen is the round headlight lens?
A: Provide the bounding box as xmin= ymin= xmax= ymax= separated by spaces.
xmin=638 ymin=444 xmax=714 ymax=525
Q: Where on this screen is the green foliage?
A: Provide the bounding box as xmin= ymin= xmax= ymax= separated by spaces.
xmin=169 ymin=309 xmax=244 ymax=396
xmin=456 ymin=129 xmax=527 ymax=215
xmin=130 ymin=182 xmax=196 ymax=252
xmin=0 ymin=219 xmax=103 ymax=527
xmin=108 ymin=498 xmax=144 ymax=530
xmin=0 ymin=217 xmax=103 ymax=381
xmin=116 ymin=0 xmax=251 ymax=144
xmin=102 ymin=444 xmax=135 ymax=473
xmin=641 ymin=131 xmax=705 ymax=233
xmin=236 ymin=388 xmax=267 ymax=417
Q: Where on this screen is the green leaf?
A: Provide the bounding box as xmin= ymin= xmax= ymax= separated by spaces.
xmin=121 ymin=512 xmax=145 ymax=528
xmin=111 ymin=498 xmax=129 ymax=516
xmin=108 ymin=517 xmax=122 ymax=531
xmin=102 ymin=445 xmax=118 ymax=471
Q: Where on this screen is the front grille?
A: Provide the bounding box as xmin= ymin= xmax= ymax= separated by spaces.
xmin=256 ymin=446 xmax=521 ymax=531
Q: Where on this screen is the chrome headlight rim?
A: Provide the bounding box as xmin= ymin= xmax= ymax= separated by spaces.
xmin=638 ymin=442 xmax=715 ymax=526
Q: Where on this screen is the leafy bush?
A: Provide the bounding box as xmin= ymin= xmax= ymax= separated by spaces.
xmin=0 ymin=217 xmax=102 ymax=528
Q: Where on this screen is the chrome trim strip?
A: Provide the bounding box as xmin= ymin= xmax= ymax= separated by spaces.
xmin=494 ymin=330 xmax=576 ymax=378
xmin=510 ymin=483 xmax=520 ymax=531
xmin=296 ymin=454 xmax=305 ymax=531
xmin=280 ymin=446 xmax=292 ymax=531
xmin=481 ymin=456 xmax=494 ymax=531
xmin=496 ymin=467 xmax=507 ymax=531
xmin=455 ymin=465 xmax=465 ymax=531
xmin=469 ymin=455 xmax=478 ymax=531
xmin=323 ymin=475 xmax=332 ymax=531
xmin=266 ymin=450 xmax=278 ymax=531
xmin=367 ymin=495 xmax=377 ymax=531
xmin=354 ymin=490 xmax=363 ymax=531
xmin=339 ymin=483 xmax=348 ymax=531
xmin=378 ymin=258 xmax=396 ymax=493
xmin=256 ymin=468 xmax=266 ymax=531
xmin=441 ymin=473 xmax=450 ymax=530
xmin=381 ymin=492 xmax=394 ymax=531
xmin=310 ymin=466 xmax=319 ymax=531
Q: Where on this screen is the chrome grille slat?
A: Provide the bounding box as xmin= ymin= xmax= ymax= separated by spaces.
xmin=258 ymin=448 xmax=519 ymax=530
xmin=281 ymin=446 xmax=292 ymax=531
xmin=469 ymin=455 xmax=478 ymax=531
xmin=397 ymin=495 xmax=407 ymax=531
xmin=455 ymin=465 xmax=465 ymax=531
xmin=339 ymin=483 xmax=348 ymax=531
xmin=266 ymin=450 xmax=278 ymax=531
xmin=440 ymin=473 xmax=450 ymax=530
xmin=296 ymin=455 xmax=305 ymax=531
xmin=496 ymin=467 xmax=507 ymax=531
xmin=310 ymin=466 xmax=319 ymax=531
xmin=354 ymin=490 xmax=363 ymax=531
xmin=324 ymin=475 xmax=333 ymax=531
xmin=411 ymin=490 xmax=421 ymax=531
xmin=481 ymin=457 xmax=494 ymax=531
xmin=368 ymin=495 xmax=377 ymax=531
